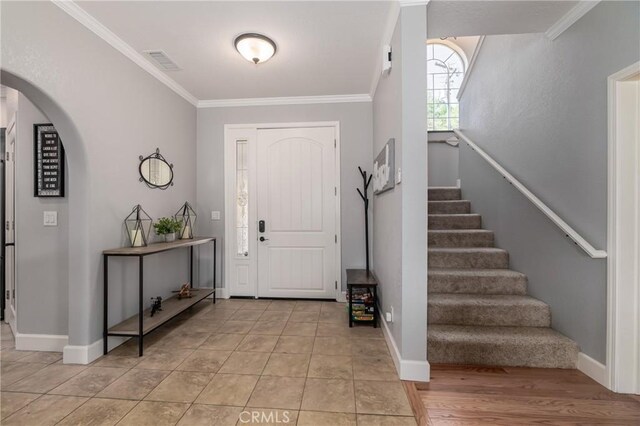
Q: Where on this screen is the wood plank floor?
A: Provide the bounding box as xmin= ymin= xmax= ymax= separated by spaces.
xmin=405 ymin=364 xmax=640 ymax=425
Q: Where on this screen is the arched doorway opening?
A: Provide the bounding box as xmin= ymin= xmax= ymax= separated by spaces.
xmin=1 ymin=70 xmax=91 ymax=360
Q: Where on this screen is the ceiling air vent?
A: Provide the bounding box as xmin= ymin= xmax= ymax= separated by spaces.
xmin=144 ymin=50 xmax=181 ymax=71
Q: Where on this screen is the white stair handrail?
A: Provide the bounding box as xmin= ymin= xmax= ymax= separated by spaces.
xmin=454 ymin=129 xmax=607 ymax=259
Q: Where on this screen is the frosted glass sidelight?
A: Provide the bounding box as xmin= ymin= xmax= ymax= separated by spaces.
xmin=236 ymin=140 xmax=249 ymax=257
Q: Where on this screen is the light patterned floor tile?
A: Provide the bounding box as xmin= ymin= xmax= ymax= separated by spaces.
xmin=2 ymin=394 xmax=87 ymax=426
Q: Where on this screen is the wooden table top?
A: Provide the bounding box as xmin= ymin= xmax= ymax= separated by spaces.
xmin=346 ymin=269 xmax=378 ymax=286
xmin=103 ymin=237 xmax=215 ymax=256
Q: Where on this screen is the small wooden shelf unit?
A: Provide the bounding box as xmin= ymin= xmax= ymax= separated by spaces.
xmin=103 ymin=237 xmax=216 ymax=356
xmin=346 ymin=269 xmax=378 ymax=328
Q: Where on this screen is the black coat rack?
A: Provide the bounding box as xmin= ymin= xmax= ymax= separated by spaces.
xmin=357 ymin=167 xmax=373 ymax=272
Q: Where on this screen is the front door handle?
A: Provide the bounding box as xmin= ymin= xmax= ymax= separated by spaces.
xmin=259 ymin=236 xmax=269 ymax=242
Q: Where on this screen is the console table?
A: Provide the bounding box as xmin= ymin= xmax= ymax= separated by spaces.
xmin=103 ymin=237 xmax=216 ymax=356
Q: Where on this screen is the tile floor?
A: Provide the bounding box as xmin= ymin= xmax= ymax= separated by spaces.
xmin=0 ymin=299 xmax=416 ymax=425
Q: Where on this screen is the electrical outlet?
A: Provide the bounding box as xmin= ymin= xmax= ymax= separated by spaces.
xmin=43 ymin=211 xmax=57 ymax=227
xmin=211 ymin=211 xmax=221 ymax=220
xmin=386 ymin=306 xmax=394 ymax=323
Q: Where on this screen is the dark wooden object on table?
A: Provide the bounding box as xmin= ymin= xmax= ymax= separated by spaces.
xmin=346 ymin=268 xmax=378 ymax=328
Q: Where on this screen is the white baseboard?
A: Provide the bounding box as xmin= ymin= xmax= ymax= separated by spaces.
xmin=577 ymin=352 xmax=608 ymax=387
xmin=15 ymin=333 xmax=68 ymax=352
xmin=63 ymin=336 xmax=129 ymax=365
xmin=203 ymin=287 xmax=227 ymax=299
xmin=337 ymin=291 xmax=347 ymax=303
xmin=380 ymin=313 xmax=430 ymax=382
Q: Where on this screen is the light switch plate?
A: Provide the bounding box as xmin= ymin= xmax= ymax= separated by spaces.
xmin=211 ymin=211 xmax=221 ymax=221
xmin=396 ymin=167 xmax=402 ymax=184
xmin=44 ymin=211 xmax=58 ymax=226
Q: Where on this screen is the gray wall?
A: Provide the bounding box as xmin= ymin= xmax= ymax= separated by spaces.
xmin=2 ymin=1 xmax=197 ymax=347
xmin=459 ymin=1 xmax=640 ymax=363
xmin=428 ymin=141 xmax=458 ymax=187
xmin=372 ymin=5 xmax=428 ymax=364
xmin=195 ymin=103 xmax=373 ymax=290
xmin=373 ymin=16 xmax=404 ymax=350
xmin=1 ymin=95 xmax=8 ymax=127
xmin=13 ymin=92 xmax=70 ymax=335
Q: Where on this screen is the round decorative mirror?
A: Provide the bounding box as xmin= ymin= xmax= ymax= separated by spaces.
xmin=139 ymin=148 xmax=174 ymax=190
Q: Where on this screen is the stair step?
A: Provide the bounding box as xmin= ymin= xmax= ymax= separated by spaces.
xmin=429 ymin=248 xmax=509 ymax=269
xmin=428 ymin=325 xmax=578 ymax=368
xmin=429 ymin=200 xmax=471 ymax=214
xmin=429 ymin=214 xmax=481 ymax=230
xmin=428 ymin=268 xmax=527 ymax=295
xmin=429 ymin=230 xmax=494 ymax=248
xmin=428 ymin=187 xmax=461 ymax=201
xmin=428 ymin=294 xmax=551 ymax=327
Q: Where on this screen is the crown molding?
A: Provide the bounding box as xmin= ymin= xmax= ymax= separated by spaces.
xmin=51 ymin=0 xmax=199 ymax=106
xmin=545 ymin=0 xmax=601 ymax=41
xmin=198 ymin=94 xmax=371 ymax=108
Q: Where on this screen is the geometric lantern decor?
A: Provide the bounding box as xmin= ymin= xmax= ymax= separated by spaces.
xmin=175 ymin=201 xmax=196 ymax=240
xmin=124 ymin=204 xmax=153 ymax=247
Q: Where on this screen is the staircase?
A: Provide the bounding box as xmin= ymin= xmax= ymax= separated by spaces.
xmin=427 ymin=187 xmax=579 ymax=368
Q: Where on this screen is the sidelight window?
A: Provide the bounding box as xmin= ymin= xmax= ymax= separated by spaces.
xmin=236 ymin=140 xmax=249 ymax=257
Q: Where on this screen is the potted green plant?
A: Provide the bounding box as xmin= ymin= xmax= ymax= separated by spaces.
xmin=153 ymin=217 xmax=182 ymax=242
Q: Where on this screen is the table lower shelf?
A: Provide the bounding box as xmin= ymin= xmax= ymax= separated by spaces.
xmin=107 ymin=288 xmax=214 ymax=336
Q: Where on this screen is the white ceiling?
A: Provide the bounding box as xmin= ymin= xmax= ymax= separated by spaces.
xmin=427 ymin=0 xmax=578 ymax=38
xmin=77 ymin=1 xmax=394 ymax=101
xmin=69 ymin=1 xmax=579 ymax=104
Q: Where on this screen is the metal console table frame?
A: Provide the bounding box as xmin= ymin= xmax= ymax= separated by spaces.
xmin=103 ymin=237 xmax=216 ymax=356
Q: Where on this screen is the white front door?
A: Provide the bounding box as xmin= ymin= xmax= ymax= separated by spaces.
xmin=255 ymin=127 xmax=337 ymax=299
xmin=225 ymin=124 xmax=339 ymax=299
xmin=4 ymin=114 xmax=16 ymax=331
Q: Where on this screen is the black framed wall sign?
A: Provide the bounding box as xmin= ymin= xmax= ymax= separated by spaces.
xmin=34 ymin=123 xmax=65 ymax=197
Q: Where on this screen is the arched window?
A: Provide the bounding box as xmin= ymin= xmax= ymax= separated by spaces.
xmin=427 ymin=42 xmax=466 ymax=131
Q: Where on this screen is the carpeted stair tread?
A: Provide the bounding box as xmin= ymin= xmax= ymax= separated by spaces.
xmin=428 ymin=268 xmax=527 ymax=295
xmin=428 ymin=325 xmax=578 ymax=368
xmin=428 ymin=214 xmax=482 ymax=230
xmin=428 ymin=187 xmax=461 ymax=201
xmin=425 ymin=185 xmax=579 ymax=368
xmin=429 ymin=200 xmax=471 ymax=214
xmin=428 ymin=294 xmax=550 ymax=327
xmin=429 ymin=247 xmax=509 ymax=269
xmin=429 ymin=229 xmax=494 ymax=248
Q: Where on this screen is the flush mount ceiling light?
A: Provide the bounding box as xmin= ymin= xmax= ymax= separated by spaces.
xmin=234 ymin=33 xmax=277 ymax=64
